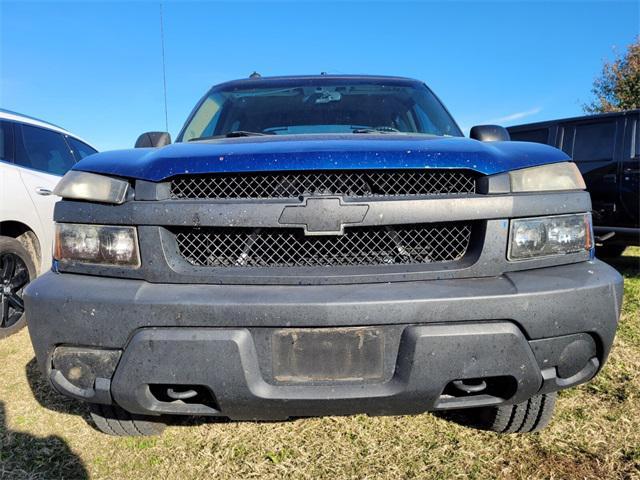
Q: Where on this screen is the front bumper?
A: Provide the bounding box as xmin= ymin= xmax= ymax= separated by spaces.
xmin=25 ymin=260 xmax=623 ymax=420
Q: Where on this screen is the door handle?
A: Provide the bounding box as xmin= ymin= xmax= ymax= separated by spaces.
xmin=602 ymin=174 xmax=617 ymax=183
xmin=35 ymin=187 xmax=53 ymax=196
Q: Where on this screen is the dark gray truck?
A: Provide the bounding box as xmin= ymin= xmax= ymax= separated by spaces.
xmin=508 ymin=110 xmax=640 ymax=256
xmin=25 ymin=75 xmax=623 ymax=436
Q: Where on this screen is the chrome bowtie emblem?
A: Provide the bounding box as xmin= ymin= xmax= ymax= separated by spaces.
xmin=278 ymin=197 xmax=369 ymax=235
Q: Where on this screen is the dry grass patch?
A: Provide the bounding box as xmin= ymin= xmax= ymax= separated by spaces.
xmin=1 ymin=249 xmax=638 ymax=479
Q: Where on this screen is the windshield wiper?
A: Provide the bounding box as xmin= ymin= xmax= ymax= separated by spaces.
xmin=225 ymin=130 xmax=269 ymax=138
xmin=188 ymin=131 xmax=268 ymax=141
xmin=352 ymin=126 xmax=401 ymax=134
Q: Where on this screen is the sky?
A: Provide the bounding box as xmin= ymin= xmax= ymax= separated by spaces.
xmin=1 ymin=0 xmax=638 ymax=151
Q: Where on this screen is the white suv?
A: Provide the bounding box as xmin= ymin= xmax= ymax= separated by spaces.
xmin=0 ymin=109 xmax=97 ymax=338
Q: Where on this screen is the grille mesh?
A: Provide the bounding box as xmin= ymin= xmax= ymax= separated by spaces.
xmin=173 ymin=223 xmax=472 ymax=268
xmin=170 ymin=170 xmax=476 ymax=199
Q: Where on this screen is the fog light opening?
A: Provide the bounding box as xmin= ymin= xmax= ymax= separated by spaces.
xmin=51 ymin=346 xmax=121 ymax=390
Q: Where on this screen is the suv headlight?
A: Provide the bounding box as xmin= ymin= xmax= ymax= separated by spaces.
xmin=54 ymin=171 xmax=131 ymax=204
xmin=54 ymin=223 xmax=140 ymax=267
xmin=509 ymin=162 xmax=585 ymax=192
xmin=508 ymin=213 xmax=593 ymax=261
xmin=487 ymin=162 xmax=586 ymax=193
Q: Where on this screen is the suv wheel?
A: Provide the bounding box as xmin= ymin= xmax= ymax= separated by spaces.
xmin=439 ymin=392 xmax=557 ymax=434
xmin=88 ymin=403 xmax=167 ymax=436
xmin=0 ymin=236 xmax=36 ymax=339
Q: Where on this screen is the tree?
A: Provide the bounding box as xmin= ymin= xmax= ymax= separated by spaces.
xmin=584 ymin=36 xmax=640 ymax=113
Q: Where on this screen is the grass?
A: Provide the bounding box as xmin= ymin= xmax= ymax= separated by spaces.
xmin=1 ymin=249 xmax=639 ymax=479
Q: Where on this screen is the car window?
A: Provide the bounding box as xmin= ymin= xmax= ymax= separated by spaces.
xmin=560 ymin=127 xmax=574 ymax=156
xmin=179 ymin=81 xmax=463 ymax=141
xmin=0 ymin=121 xmax=15 ymax=162
xmin=509 ymin=128 xmax=549 ymax=145
xmin=564 ymin=121 xmax=616 ymax=162
xmin=66 ymin=136 xmax=97 ymax=161
xmin=182 ymin=96 xmax=223 ymax=141
xmin=0 ymin=122 xmax=5 ymax=160
xmin=1 ymin=122 xmax=7 ymax=161
xmin=15 ymin=123 xmax=76 ymax=175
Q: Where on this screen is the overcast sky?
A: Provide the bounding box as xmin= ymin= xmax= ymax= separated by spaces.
xmin=1 ymin=0 xmax=638 ymax=151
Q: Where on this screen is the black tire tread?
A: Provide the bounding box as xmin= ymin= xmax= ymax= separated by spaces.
xmin=89 ymin=403 xmax=166 ymax=436
xmin=529 ymin=391 xmax=557 ymax=432
xmin=491 ymin=393 xmax=557 ymax=433
xmin=519 ymin=394 xmax=543 ymax=432
xmin=440 ymin=392 xmax=557 ymax=434
xmin=502 ymin=401 xmax=529 ymax=433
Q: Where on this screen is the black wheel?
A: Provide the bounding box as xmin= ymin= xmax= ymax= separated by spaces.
xmin=0 ymin=236 xmax=36 ymax=339
xmin=597 ymin=244 xmax=627 ymax=258
xmin=88 ymin=403 xmax=167 ymax=436
xmin=438 ymin=392 xmax=557 ymax=434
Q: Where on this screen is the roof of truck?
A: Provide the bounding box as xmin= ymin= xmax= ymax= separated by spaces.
xmin=210 ymin=74 xmax=424 ymax=91
xmin=507 ymin=109 xmax=640 ymax=131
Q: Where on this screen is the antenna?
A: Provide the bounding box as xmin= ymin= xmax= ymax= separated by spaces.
xmin=159 ymin=2 xmax=169 ymax=133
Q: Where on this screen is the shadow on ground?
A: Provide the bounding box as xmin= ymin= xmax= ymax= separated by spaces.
xmin=26 ymin=358 xmax=86 ymax=417
xmin=0 ymin=400 xmax=88 ymax=479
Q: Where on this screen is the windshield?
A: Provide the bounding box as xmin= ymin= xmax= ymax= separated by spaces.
xmin=178 ymin=79 xmax=463 ymax=141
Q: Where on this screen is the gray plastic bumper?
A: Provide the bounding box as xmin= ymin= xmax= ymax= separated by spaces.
xmin=25 ymin=259 xmax=623 ymax=419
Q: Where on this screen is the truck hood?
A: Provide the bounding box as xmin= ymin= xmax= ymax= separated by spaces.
xmin=74 ymin=134 xmax=570 ymax=182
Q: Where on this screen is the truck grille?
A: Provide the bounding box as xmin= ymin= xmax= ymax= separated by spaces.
xmin=172 ymin=223 xmax=473 ymax=268
xmin=169 ymin=170 xmax=476 ymax=199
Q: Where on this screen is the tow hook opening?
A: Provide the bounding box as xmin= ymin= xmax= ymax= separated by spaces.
xmin=149 ymin=384 xmax=218 ymax=410
xmin=437 ymin=376 xmax=518 ymax=408
xmin=451 ymin=378 xmax=487 ymax=394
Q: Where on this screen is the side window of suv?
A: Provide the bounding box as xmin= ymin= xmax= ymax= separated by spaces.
xmin=66 ymin=136 xmax=98 ymax=161
xmin=15 ymin=123 xmax=76 ymax=176
xmin=0 ymin=121 xmax=14 ymax=161
xmin=562 ymin=121 xmax=616 ymax=162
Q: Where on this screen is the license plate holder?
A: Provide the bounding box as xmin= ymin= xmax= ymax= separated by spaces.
xmin=272 ymin=327 xmax=384 ymax=383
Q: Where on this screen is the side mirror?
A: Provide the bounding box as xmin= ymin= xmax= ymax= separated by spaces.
xmin=134 ymin=131 xmax=172 ymax=148
xmin=470 ymin=125 xmax=510 ymax=142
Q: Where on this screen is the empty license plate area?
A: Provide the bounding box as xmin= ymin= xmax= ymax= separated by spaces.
xmin=272 ymin=327 xmax=384 ymax=383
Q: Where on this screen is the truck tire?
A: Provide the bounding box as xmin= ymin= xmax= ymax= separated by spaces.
xmin=0 ymin=236 xmax=37 ymax=339
xmin=440 ymin=392 xmax=557 ymax=433
xmin=88 ymin=403 xmax=167 ymax=436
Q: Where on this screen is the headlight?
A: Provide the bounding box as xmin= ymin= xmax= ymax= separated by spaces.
xmin=486 ymin=162 xmax=586 ymax=193
xmin=54 ymin=224 xmax=140 ymax=267
xmin=54 ymin=171 xmax=131 ymax=204
xmin=508 ymin=213 xmax=593 ymax=261
xmin=509 ymin=162 xmax=585 ymax=192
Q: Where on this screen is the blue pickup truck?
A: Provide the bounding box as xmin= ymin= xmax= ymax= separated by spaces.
xmin=25 ymin=75 xmax=623 ymax=436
